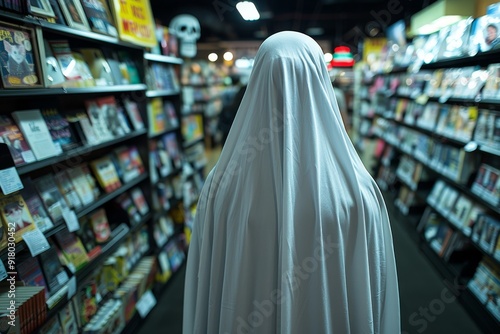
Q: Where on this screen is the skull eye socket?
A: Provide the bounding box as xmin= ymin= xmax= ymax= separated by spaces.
xmin=180 ymin=26 xmax=188 ymax=32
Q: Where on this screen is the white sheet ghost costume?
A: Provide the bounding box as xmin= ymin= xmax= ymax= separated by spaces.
xmin=183 ymin=31 xmax=400 ymax=334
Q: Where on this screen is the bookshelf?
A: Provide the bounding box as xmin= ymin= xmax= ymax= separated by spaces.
xmin=0 ymin=5 xmax=193 ymax=333
xmin=356 ymin=38 xmax=500 ymax=333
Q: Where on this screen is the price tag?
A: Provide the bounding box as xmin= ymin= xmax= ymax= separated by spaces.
xmin=136 ymin=290 xmax=157 ymax=318
xmin=22 ymin=229 xmax=50 ymax=257
xmin=67 ymin=276 xmax=77 ymax=299
xmin=0 ymin=167 xmax=23 ymax=195
xmin=0 ymin=260 xmax=7 ymax=281
xmin=63 ymin=210 xmax=80 ymax=232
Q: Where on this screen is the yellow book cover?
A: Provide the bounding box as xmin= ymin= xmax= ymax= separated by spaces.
xmin=0 ymin=194 xmax=36 ymax=243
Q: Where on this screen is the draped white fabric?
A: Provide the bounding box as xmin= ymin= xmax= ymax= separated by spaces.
xmin=183 ymin=31 xmax=400 ymax=334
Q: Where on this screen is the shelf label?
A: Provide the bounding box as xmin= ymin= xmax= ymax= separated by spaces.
xmin=0 ymin=167 xmax=23 ymax=195
xmin=67 ymin=276 xmax=77 ymax=299
xmin=136 ymin=290 xmax=157 ymax=318
xmin=22 ymin=229 xmax=50 ymax=257
xmin=63 ymin=210 xmax=80 ymax=232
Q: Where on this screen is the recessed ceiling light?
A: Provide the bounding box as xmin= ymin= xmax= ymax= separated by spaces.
xmin=306 ymin=27 xmax=324 ymax=36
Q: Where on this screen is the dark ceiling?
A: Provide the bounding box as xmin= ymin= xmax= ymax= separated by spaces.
xmin=151 ymin=0 xmax=436 ymax=52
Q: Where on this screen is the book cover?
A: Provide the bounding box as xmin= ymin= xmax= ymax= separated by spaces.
xmin=123 ymin=98 xmax=145 ymax=131
xmin=38 ymin=246 xmax=69 ymax=295
xmin=0 ymin=114 xmax=36 ymax=165
xmin=54 ymin=170 xmax=83 ymax=210
xmin=34 ymin=174 xmax=69 ymax=222
xmin=88 ymin=208 xmax=111 ymax=243
xmin=115 ymin=193 xmax=141 ymax=225
xmin=66 ymin=165 xmax=99 ymax=206
xmin=117 ymin=51 xmax=141 ymax=84
xmin=479 ymin=216 xmax=500 ymax=253
xmin=79 ymin=0 xmax=117 ymax=37
xmin=147 ymin=97 xmax=167 ymax=135
xmin=468 ymin=14 xmax=500 ymax=54
xmin=64 ymin=110 xmax=98 ymax=146
xmin=0 ymin=194 xmax=36 ymax=243
xmin=164 ymin=101 xmax=179 ymax=129
xmin=16 ymin=256 xmax=50 ymax=299
xmin=181 ymin=114 xmax=204 ymax=144
xmin=42 ymin=38 xmax=66 ymax=87
xmin=101 ymin=47 xmax=128 ymax=85
xmin=114 ymin=145 xmax=145 ymax=183
xmin=54 ymin=231 xmax=89 ymax=271
xmin=41 ymin=108 xmax=80 ymax=152
xmin=84 ymin=96 xmax=117 ymax=141
xmin=163 ymin=132 xmax=182 ymax=169
xmin=435 ymin=105 xmax=451 ymax=135
xmin=76 ymin=217 xmax=102 ymax=260
xmin=49 ymin=40 xmax=85 ymax=82
xmin=454 ymin=106 xmax=478 ymax=142
xmin=450 ymin=195 xmax=473 ymax=228
xmin=131 ymin=187 xmax=149 ymax=216
xmin=20 ymin=177 xmax=54 ymax=233
xmin=12 ymin=109 xmax=60 ymax=160
xmin=58 ymin=302 xmax=78 ymax=334
xmin=78 ymin=48 xmax=114 ymax=86
xmin=0 ymin=21 xmax=42 ymax=88
xmin=90 ymin=155 xmax=122 ymax=193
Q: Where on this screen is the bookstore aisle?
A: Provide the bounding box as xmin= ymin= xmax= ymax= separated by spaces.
xmin=136 ymin=148 xmax=484 ymax=334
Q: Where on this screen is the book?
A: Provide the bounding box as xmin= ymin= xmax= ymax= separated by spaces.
xmin=468 ymin=14 xmax=500 ymax=54
xmin=16 ymin=256 xmax=50 ymax=299
xmin=90 ymin=155 xmax=122 ymax=193
xmin=38 ymin=246 xmax=69 ymax=295
xmin=181 ymin=114 xmax=204 ymax=144
xmin=65 ymin=110 xmax=100 ymax=146
xmin=0 ymin=114 xmax=36 ymax=165
xmin=164 ymin=100 xmax=179 ymax=128
xmin=147 ymin=97 xmax=167 ymax=135
xmin=76 ymin=217 xmax=102 ymax=260
xmin=101 ymin=47 xmax=128 ymax=85
xmin=163 ymin=132 xmax=182 ymax=169
xmin=116 ymin=192 xmax=141 ymax=225
xmin=131 ymin=187 xmax=149 ymax=216
xmin=12 ymin=109 xmax=60 ymax=160
xmin=123 ymin=98 xmax=145 ymax=131
xmin=79 ymin=0 xmax=117 ymax=37
xmin=54 ymin=231 xmax=89 ymax=271
xmin=84 ymin=97 xmax=115 ymax=142
xmin=38 ymin=315 xmax=63 ymax=334
xmin=0 ymin=21 xmax=42 ymax=88
xmin=34 ymin=174 xmax=69 ymax=222
xmin=117 ymin=51 xmax=141 ymax=84
xmin=41 ymin=108 xmax=80 ymax=152
xmin=450 ymin=195 xmax=473 ymax=229
xmin=66 ymin=164 xmax=100 ymax=206
xmin=0 ymin=194 xmax=36 ymax=243
xmin=478 ymin=215 xmax=500 ymax=253
xmin=20 ymin=177 xmax=54 ymax=232
xmin=114 ymin=145 xmax=145 ymax=183
xmin=79 ymin=48 xmax=114 ymax=86
xmin=54 ymin=170 xmax=83 ymax=210
xmin=88 ymin=208 xmax=111 ymax=243
xmin=41 ymin=38 xmax=66 ymax=87
xmin=58 ymin=302 xmax=78 ymax=334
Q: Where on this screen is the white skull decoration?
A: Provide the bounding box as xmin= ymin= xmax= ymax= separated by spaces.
xmin=169 ymin=14 xmax=201 ymax=58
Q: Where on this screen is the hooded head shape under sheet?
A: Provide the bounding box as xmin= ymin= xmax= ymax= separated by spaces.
xmin=183 ymin=31 xmax=400 ymax=334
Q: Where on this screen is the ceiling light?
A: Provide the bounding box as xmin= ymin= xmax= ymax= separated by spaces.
xmin=324 ymin=53 xmax=333 ymax=62
xmin=236 ymin=1 xmax=260 ymax=21
xmin=223 ymin=52 xmax=234 ymax=61
xmin=411 ymin=0 xmax=474 ymax=35
xmin=208 ymin=53 xmax=218 ymax=62
xmin=305 ymin=27 xmax=324 ymax=36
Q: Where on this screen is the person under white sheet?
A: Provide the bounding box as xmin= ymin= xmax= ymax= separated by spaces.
xmin=183 ymin=31 xmax=400 ymax=334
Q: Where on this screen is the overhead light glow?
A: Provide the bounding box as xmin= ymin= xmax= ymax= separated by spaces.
xmin=236 ymin=1 xmax=260 ymax=21
xmin=208 ymin=53 xmax=218 ymax=62
xmin=223 ymin=51 xmax=234 ymax=61
xmin=324 ymin=53 xmax=333 ymax=62
xmin=416 ymin=15 xmax=464 ymax=35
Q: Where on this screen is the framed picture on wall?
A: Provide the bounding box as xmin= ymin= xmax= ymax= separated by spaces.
xmin=0 ymin=21 xmax=43 ymax=88
xmin=57 ymin=0 xmax=90 ymax=31
xmin=28 ymin=0 xmax=56 ymax=18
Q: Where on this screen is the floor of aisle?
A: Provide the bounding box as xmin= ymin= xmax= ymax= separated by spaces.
xmin=137 ymin=147 xmax=486 ymax=334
